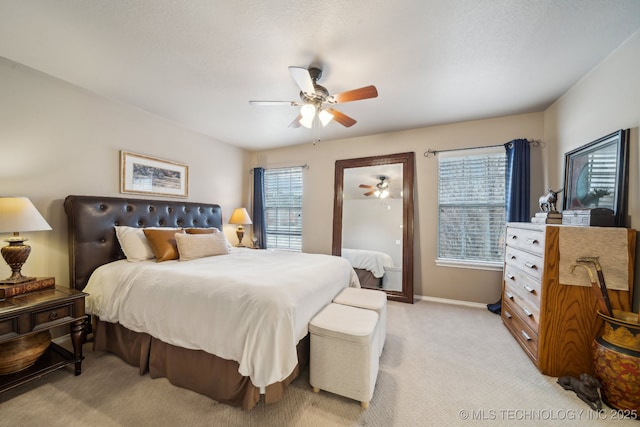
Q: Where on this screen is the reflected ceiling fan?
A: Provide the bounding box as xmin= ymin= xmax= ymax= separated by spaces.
xmin=360 ymin=176 xmax=390 ymax=198
xmin=249 ymin=65 xmax=378 ymax=129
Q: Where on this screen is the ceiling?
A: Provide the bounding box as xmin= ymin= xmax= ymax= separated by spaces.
xmin=1 ymin=1 xmax=639 ymax=151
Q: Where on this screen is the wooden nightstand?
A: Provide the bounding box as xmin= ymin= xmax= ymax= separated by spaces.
xmin=0 ymin=286 xmax=87 ymax=393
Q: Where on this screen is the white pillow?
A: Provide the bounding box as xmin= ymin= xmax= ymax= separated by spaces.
xmin=114 ymin=226 xmax=181 ymax=262
xmin=175 ymin=232 xmax=231 ymax=261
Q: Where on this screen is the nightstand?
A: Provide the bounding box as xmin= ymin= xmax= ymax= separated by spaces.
xmin=0 ymin=286 xmax=87 ymax=393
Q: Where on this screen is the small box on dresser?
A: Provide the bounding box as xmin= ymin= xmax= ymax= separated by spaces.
xmin=501 ymin=223 xmax=635 ymax=378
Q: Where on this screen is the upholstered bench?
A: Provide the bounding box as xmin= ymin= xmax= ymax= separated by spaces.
xmin=309 ymin=303 xmax=380 ymax=408
xmin=333 ymin=287 xmax=387 ymax=356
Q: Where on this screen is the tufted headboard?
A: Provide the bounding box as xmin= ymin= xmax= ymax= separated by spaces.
xmin=64 ymin=195 xmax=223 ymax=291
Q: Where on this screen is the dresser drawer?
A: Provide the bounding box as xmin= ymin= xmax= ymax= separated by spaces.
xmin=505 ymin=227 xmax=545 ymax=256
xmin=504 ymin=246 xmax=543 ymax=282
xmin=32 ymin=303 xmax=74 ymax=331
xmin=0 ymin=317 xmax=18 ymax=341
xmin=502 ymin=298 xmax=539 ymax=360
xmin=503 ymin=265 xmax=541 ymax=309
xmin=503 ymin=281 xmax=540 ymax=333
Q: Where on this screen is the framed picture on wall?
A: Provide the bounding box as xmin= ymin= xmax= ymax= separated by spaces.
xmin=120 ymin=151 xmax=189 ymax=198
xmin=562 ymin=129 xmax=629 ymax=226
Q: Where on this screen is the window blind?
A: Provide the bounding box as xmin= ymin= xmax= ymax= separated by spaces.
xmin=438 ymin=150 xmax=506 ymax=263
xmin=264 ymin=166 xmax=303 ymax=251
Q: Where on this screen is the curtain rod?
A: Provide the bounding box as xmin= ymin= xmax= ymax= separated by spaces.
xmin=424 ymin=139 xmax=542 ymax=158
xmin=249 ymin=164 xmax=309 ymax=173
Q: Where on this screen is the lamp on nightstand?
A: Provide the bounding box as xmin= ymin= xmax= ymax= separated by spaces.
xmin=229 ymin=208 xmax=252 ymax=247
xmin=0 ymin=197 xmax=52 ymax=284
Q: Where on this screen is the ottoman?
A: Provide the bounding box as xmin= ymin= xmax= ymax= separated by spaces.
xmin=333 ymin=287 xmax=387 ymax=355
xmin=309 ymin=303 xmax=380 ymax=408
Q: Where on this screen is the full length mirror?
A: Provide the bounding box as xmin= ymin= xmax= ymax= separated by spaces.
xmin=333 ymin=152 xmax=415 ymax=303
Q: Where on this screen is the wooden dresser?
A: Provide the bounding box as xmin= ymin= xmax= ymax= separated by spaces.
xmin=501 ymin=223 xmax=635 ymax=377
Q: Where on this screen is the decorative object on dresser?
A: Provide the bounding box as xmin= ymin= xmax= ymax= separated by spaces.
xmin=120 ymin=151 xmax=189 ymax=198
xmin=531 ymin=211 xmax=562 ymax=225
xmin=501 ymin=223 xmax=635 ymax=378
xmin=538 ymin=188 xmax=563 ymax=213
xmin=0 ymin=197 xmax=52 ymax=284
xmin=0 ymin=276 xmax=55 ymax=300
xmin=562 ymin=208 xmax=615 ymax=227
xmin=228 ymin=207 xmax=253 ymax=247
xmin=0 ymin=286 xmax=87 ymax=390
xmin=562 ymin=129 xmax=629 ymax=227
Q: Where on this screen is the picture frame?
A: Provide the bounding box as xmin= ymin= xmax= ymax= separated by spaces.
xmin=562 ymin=129 xmax=629 ymax=226
xmin=120 ymin=151 xmax=189 ymax=198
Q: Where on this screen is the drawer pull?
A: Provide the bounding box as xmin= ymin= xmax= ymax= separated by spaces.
xmin=505 ymin=291 xmax=514 ymax=300
xmin=526 ymin=238 xmax=539 ymax=245
xmin=524 ymin=261 xmax=537 ymax=270
xmin=521 ymin=307 xmax=533 ymax=317
xmin=523 ymin=285 xmax=534 ymax=293
xmin=49 ymin=312 xmax=58 ymax=321
xmin=508 ymin=234 xmax=517 ymax=240
xmin=504 ymin=310 xmax=512 ymax=319
xmin=521 ymin=330 xmax=532 ymax=341
xmin=506 ymin=273 xmax=515 ymax=280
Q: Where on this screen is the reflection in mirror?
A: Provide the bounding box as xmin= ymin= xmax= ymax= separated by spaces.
xmin=333 ymin=152 xmax=414 ymax=303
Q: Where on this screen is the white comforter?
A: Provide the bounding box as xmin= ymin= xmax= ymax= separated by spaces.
xmin=84 ymin=248 xmax=359 ymax=388
xmin=341 ymin=248 xmax=394 ymax=278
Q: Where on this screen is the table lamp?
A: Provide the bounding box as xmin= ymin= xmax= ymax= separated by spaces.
xmin=229 ymin=207 xmax=252 ymax=247
xmin=0 ymin=197 xmax=52 ymax=284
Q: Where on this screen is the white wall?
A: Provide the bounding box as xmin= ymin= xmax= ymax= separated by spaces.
xmin=252 ymin=112 xmax=545 ymax=303
xmin=544 ymin=30 xmax=640 ymax=310
xmin=0 ymin=58 xmax=250 ymax=286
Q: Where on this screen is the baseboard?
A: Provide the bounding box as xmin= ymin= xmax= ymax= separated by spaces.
xmin=416 ymin=295 xmax=488 ymax=309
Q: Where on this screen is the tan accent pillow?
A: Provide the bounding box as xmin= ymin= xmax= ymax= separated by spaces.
xmin=185 ymin=227 xmax=219 ymax=234
xmin=143 ymin=228 xmax=185 ymax=262
xmin=175 ymin=232 xmax=230 ymax=261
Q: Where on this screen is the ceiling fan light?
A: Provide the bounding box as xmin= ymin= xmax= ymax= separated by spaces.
xmin=299 ymin=114 xmax=314 ymax=129
xmin=374 ymin=190 xmax=381 ymax=197
xmin=318 ymin=109 xmax=334 ymax=126
xmin=300 ymin=103 xmax=316 ymax=119
xmin=380 ymin=190 xmax=389 ymax=199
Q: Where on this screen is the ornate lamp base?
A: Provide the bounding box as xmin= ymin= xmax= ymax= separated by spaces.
xmin=1 ymin=238 xmax=35 ymax=284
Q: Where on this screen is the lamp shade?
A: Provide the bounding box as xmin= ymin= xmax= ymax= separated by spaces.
xmin=229 ymin=208 xmax=252 ymax=225
xmin=0 ymin=197 xmax=52 ymax=234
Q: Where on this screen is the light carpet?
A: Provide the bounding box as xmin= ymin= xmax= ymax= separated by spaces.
xmin=0 ymin=300 xmax=637 ymax=426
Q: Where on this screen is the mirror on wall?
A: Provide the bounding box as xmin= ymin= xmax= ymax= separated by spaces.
xmin=332 ymin=152 xmax=415 ymax=303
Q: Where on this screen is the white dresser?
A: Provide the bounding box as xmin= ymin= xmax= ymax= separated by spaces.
xmin=501 ymin=222 xmax=635 ymax=377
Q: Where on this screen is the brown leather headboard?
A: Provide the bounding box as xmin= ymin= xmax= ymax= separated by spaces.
xmin=64 ymin=195 xmax=223 ymax=290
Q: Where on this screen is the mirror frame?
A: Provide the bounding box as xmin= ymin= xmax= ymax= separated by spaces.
xmin=562 ymin=129 xmax=629 ymax=227
xmin=332 ymin=152 xmax=415 ymax=303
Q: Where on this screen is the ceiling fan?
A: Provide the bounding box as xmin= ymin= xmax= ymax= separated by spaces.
xmin=360 ymin=176 xmax=390 ymax=198
xmin=249 ymin=66 xmax=378 ymax=129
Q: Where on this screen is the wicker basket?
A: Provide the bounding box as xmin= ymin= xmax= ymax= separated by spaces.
xmin=0 ymin=331 xmax=51 ymax=375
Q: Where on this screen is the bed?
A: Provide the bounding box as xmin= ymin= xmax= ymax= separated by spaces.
xmin=341 ymin=248 xmax=394 ymax=289
xmin=64 ymin=195 xmax=357 ymax=410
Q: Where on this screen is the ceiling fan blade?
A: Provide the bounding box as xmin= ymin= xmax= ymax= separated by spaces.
xmin=327 ymin=108 xmax=357 ymax=127
xmin=329 ymin=85 xmax=378 ymax=103
xmin=363 ymin=190 xmax=376 ymax=197
xmin=289 ymin=66 xmax=316 ymax=95
xmin=359 ymin=184 xmax=374 ymax=189
xmin=249 ymin=100 xmax=299 ymax=106
xmin=288 ymin=114 xmax=302 ymax=128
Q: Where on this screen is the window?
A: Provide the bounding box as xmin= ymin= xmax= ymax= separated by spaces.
xmin=437 ymin=147 xmax=506 ymax=267
xmin=264 ymin=166 xmax=303 ymax=251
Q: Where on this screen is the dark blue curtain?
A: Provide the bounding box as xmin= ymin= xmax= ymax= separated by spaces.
xmin=488 ymin=139 xmax=530 ymax=315
xmin=504 ymin=139 xmax=530 ymax=222
xmin=252 ymin=167 xmax=267 ymax=249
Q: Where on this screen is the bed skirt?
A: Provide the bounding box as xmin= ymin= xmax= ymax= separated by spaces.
xmin=92 ymin=319 xmax=309 ymax=410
